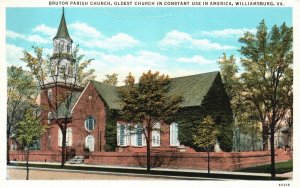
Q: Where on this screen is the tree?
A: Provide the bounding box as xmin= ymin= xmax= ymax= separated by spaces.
xmin=15 ymin=110 xmax=46 ymax=180
xmin=7 ymin=66 xmax=37 ymax=165
xmin=102 ymin=73 xmax=118 ymax=85
xmin=193 ymin=116 xmax=216 ymax=174
xmin=118 ymin=70 xmax=183 ymax=172
xmin=239 ymin=20 xmax=293 ymax=179
xmin=177 ymin=73 xmax=233 ymax=152
xmin=22 ymin=46 xmax=95 ymax=167
xmin=218 ymin=54 xmax=261 ymax=151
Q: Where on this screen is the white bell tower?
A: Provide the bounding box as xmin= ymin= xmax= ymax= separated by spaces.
xmin=48 ymin=8 xmax=75 ymax=85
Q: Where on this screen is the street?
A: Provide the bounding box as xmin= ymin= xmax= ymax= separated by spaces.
xmin=7 ymin=167 xmax=161 ymax=180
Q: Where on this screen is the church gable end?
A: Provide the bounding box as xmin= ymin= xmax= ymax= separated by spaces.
xmin=177 ymin=73 xmax=233 ymax=152
xmin=70 ymin=81 xmax=107 ymax=153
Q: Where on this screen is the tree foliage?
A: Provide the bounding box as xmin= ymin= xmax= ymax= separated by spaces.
xmin=238 ymin=20 xmax=293 ymax=179
xmin=15 ymin=110 xmax=46 ymax=180
xmin=193 ymin=116 xmax=216 ymax=174
xmin=118 ymin=70 xmax=183 ymax=172
xmin=177 ymin=74 xmax=233 ymax=152
xmin=21 ymin=45 xmax=96 ymax=167
xmin=7 ymin=66 xmax=37 ymax=164
xmin=104 ymin=108 xmax=118 ymax=151
xmin=193 ymin=116 xmax=217 ymax=150
xmin=102 ymin=73 xmax=118 ymax=86
xmin=218 ymin=54 xmax=261 ymax=152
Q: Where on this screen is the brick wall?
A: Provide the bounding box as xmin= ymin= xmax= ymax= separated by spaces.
xmin=10 ymin=149 xmax=292 ymax=171
xmin=39 ymin=82 xmax=107 ymax=155
xmin=10 ymin=150 xmax=61 ymax=163
xmin=70 ymin=82 xmax=107 ymax=154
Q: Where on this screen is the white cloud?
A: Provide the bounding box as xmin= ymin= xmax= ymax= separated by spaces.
xmin=201 ymin=28 xmax=257 ymax=38
xmin=6 ymin=44 xmax=26 ymax=67
xmin=160 ymin=30 xmax=191 ymax=47
xmin=82 ymin=50 xmax=168 ymax=83
xmin=177 ymin=55 xmax=216 ymax=65
xmin=42 ymin=48 xmax=53 ymax=56
xmin=33 ymin=24 xmax=56 ymax=37
xmin=99 ymin=50 xmax=168 ymax=67
xmin=69 ymin=22 xmax=102 ymax=39
xmin=103 ymin=33 xmax=140 ymax=50
xmin=69 ymin=22 xmax=140 ymax=51
xmin=26 ymin=35 xmax=49 ymax=44
xmin=160 ymin=30 xmax=235 ymax=50
xmin=7 ymin=30 xmax=50 ymax=44
xmin=7 ymin=30 xmax=26 ymax=39
xmin=8 ymin=22 xmax=140 ymax=51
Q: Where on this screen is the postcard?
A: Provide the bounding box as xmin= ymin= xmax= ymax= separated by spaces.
xmin=1 ymin=0 xmax=299 ymax=188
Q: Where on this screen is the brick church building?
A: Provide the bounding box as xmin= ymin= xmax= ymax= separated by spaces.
xmin=38 ymin=9 xmax=232 ymax=157
xmin=9 ymin=9 xmax=293 ymax=171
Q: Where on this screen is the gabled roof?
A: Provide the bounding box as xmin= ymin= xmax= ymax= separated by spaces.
xmin=168 ymin=71 xmax=219 ymax=107
xmin=57 ymin=91 xmax=82 ymax=119
xmin=88 ymin=71 xmax=219 ymax=110
xmin=54 ymin=8 xmax=72 ymax=42
xmin=91 ymin=80 xmax=124 ymax=110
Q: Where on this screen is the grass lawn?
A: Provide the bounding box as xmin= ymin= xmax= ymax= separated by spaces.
xmin=235 ymin=160 xmax=293 ymax=174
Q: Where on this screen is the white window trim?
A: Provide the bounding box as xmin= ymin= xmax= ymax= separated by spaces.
xmin=117 ymin=123 xmax=120 ymax=146
xmin=136 ymin=125 xmax=143 ymax=147
xmin=47 ymin=89 xmax=53 ymax=101
xmin=58 ymin=127 xmax=72 ymax=147
xmin=152 ymin=123 xmax=161 ymax=147
xmin=118 ymin=124 xmax=127 ymax=146
xmin=84 ymin=116 xmax=96 ymax=132
xmin=85 ymin=135 xmax=95 ymax=152
xmin=170 ymin=122 xmax=180 ymax=147
xmin=47 ymin=112 xmax=52 ymax=124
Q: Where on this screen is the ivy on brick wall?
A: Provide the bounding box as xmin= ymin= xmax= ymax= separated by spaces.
xmin=177 ymin=74 xmax=234 ymax=152
xmin=104 ymin=108 xmax=118 ymax=152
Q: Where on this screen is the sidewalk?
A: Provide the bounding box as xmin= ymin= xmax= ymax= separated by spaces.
xmin=8 ymin=161 xmax=292 ymax=180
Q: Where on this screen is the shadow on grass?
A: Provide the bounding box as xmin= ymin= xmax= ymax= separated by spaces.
xmin=235 ymin=160 xmax=293 ymax=174
xmin=8 ymin=162 xmax=288 ymax=180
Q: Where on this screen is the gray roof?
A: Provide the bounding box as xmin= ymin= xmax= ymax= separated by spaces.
xmin=89 ymin=71 xmax=219 ymax=110
xmin=57 ymin=91 xmax=82 ymax=119
xmin=91 ymin=80 xmax=124 ymax=110
xmin=54 ymin=8 xmax=72 ymax=42
xmin=168 ymin=71 xmax=219 ymax=107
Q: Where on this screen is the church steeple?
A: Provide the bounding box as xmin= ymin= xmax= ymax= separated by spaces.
xmin=48 ymin=8 xmax=75 ymax=84
xmin=54 ymin=7 xmax=72 ymax=42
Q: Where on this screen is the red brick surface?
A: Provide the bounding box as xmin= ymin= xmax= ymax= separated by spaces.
xmin=10 ymin=149 xmax=292 ymax=171
xmin=39 ymin=82 xmax=107 ymax=155
xmin=28 ymin=82 xmax=292 ymax=171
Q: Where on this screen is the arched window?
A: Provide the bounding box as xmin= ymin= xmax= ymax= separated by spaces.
xmin=47 ymin=112 xmax=52 ymax=124
xmin=66 ymin=128 xmax=72 ymax=146
xmin=67 ymin=44 xmax=71 ymax=53
xmin=152 ymin=123 xmax=160 ymax=147
xmin=170 ymin=122 xmax=180 ymax=146
xmin=59 ymin=43 xmax=64 ymax=52
xmin=67 ymin=65 xmax=73 ymax=76
xmin=85 ymin=135 xmax=95 ymax=152
xmin=47 ymin=89 xmax=53 ymax=101
xmin=84 ymin=116 xmax=96 ymax=132
xmin=58 ymin=127 xmax=72 ymax=147
xmin=59 ymin=65 xmax=66 ymax=75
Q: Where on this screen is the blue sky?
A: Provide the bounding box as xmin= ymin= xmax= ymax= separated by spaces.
xmin=6 ymin=7 xmax=292 ymax=83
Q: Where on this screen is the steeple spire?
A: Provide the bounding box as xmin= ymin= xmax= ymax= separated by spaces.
xmin=54 ymin=7 xmax=72 ymax=42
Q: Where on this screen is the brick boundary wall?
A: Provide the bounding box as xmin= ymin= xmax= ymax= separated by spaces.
xmin=9 ymin=149 xmax=292 ymax=171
